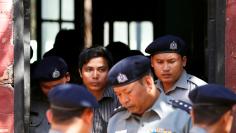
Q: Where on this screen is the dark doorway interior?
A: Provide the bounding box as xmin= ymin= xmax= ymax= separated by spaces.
xmin=92 ymin=0 xmax=208 ymax=81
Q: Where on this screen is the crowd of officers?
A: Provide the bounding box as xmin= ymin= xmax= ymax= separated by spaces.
xmin=30 ymin=32 xmax=236 ymax=133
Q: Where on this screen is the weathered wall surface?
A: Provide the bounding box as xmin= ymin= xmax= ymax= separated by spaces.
xmin=225 ymin=0 xmax=236 ymax=91
xmin=0 ymin=0 xmax=14 ymax=132
xmin=225 ymin=1 xmax=236 ymax=133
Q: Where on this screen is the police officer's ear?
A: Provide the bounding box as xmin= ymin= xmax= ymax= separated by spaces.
xmin=65 ymin=72 xmax=71 ymax=82
xmin=182 ymin=56 xmax=187 ymax=67
xmin=142 ymin=75 xmax=154 ymax=92
xmin=150 ymin=56 xmax=155 ymax=68
xmin=222 ymin=110 xmax=234 ymax=132
xmin=78 ymin=69 xmax=82 ymax=78
xmin=81 ymin=108 xmax=94 ymax=125
xmin=232 ymin=105 xmax=236 ymax=112
xmin=190 ymin=109 xmax=195 ymax=124
xmin=46 ymin=109 xmax=53 ymax=124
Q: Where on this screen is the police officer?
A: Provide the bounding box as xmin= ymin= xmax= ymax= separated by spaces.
xmin=108 ymin=55 xmax=192 ymax=133
xmin=46 ymin=83 xmax=98 ymax=133
xmin=145 ymin=35 xmax=207 ymax=103
xmin=30 ymin=56 xmax=70 ymax=133
xmin=189 ymin=84 xmax=236 ymax=133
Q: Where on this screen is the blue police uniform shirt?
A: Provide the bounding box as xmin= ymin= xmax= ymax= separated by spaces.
xmin=107 ymin=92 xmax=192 ymax=133
xmin=30 ymin=86 xmax=50 ymax=133
xmin=156 ymin=70 xmax=207 ymax=103
xmin=30 ymin=99 xmax=50 ymax=133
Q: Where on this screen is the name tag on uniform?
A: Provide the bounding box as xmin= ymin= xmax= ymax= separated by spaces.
xmin=115 ymin=129 xmax=127 ymax=133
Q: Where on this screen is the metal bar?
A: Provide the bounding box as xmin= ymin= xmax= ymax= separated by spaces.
xmin=13 ymin=0 xmax=25 ymax=132
xmin=36 ymin=0 xmax=42 ymax=58
xmin=23 ymin=0 xmax=31 ymax=132
xmin=207 ymin=0 xmax=225 ymax=83
xmin=207 ymin=0 xmax=217 ymax=83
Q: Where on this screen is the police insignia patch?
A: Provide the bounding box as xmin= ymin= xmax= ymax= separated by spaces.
xmin=117 ymin=73 xmax=128 ymax=83
xmin=52 ymin=69 xmax=60 ymax=78
xmin=169 ymin=41 xmax=178 ymax=50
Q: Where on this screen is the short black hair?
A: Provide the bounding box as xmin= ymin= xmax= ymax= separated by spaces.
xmin=78 ymin=46 xmax=113 ymax=71
xmin=192 ymin=105 xmax=232 ymax=125
xmin=51 ymin=107 xmax=86 ymax=123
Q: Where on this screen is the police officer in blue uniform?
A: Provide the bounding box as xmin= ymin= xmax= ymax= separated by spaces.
xmin=107 ymin=55 xmax=192 ymax=133
xmin=189 ymin=84 xmax=236 ymax=133
xmin=30 ymin=56 xmax=70 ymax=133
xmin=145 ymin=35 xmax=207 ymax=103
xmin=47 ymin=83 xmax=98 ymax=133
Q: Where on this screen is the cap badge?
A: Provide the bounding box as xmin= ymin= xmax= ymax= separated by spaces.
xmin=117 ymin=73 xmax=128 ymax=83
xmin=52 ymin=69 xmax=60 ymax=78
xmin=170 ymin=41 xmax=178 ymax=50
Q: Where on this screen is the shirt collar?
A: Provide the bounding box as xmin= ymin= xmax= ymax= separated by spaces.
xmin=98 ymin=86 xmax=116 ymax=103
xmin=190 ymin=126 xmax=207 ymax=133
xmin=151 ymin=92 xmax=171 ymax=119
xmin=48 ymin=129 xmax=63 ymax=133
xmin=125 ymin=92 xmax=170 ymax=120
xmin=157 ymin=70 xmax=188 ymax=93
xmin=102 ymin=86 xmax=115 ymax=98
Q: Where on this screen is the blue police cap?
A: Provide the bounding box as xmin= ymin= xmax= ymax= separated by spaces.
xmin=48 ymin=83 xmax=99 ymax=110
xmin=33 ymin=56 xmax=68 ymax=81
xmin=189 ymin=84 xmax=236 ymax=106
xmin=145 ymin=35 xmax=187 ymax=56
xmin=108 ymin=55 xmax=151 ymax=86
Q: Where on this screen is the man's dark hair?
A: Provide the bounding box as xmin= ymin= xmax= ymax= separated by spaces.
xmin=51 ymin=107 xmax=87 ymax=123
xmin=78 ymin=46 xmax=113 ymax=71
xmin=137 ymin=71 xmax=153 ymax=86
xmin=193 ymin=105 xmax=232 ymax=126
xmin=105 ymin=41 xmax=130 ymax=64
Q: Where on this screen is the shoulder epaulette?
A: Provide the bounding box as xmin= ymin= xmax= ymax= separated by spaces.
xmin=110 ymin=106 xmax=126 ymax=117
xmin=187 ymin=75 xmax=207 ymax=86
xmin=170 ymin=99 xmax=192 ymax=114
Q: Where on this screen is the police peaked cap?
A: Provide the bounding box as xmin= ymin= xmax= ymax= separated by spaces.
xmin=33 ymin=56 xmax=68 ymax=81
xmin=48 ymin=83 xmax=99 ymax=110
xmin=108 ymin=55 xmax=151 ymax=87
xmin=189 ymin=84 xmax=236 ymax=106
xmin=145 ymin=35 xmax=187 ymax=56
